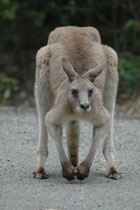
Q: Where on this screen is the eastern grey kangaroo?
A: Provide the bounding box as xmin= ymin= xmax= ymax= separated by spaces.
xmin=34 ymin=26 xmax=120 ymax=181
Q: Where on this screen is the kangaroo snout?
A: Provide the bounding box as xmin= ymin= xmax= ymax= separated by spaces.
xmin=80 ymin=104 xmax=90 ymax=112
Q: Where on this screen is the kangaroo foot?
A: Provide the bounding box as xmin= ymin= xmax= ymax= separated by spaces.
xmin=107 ymin=166 xmax=121 ymax=180
xmin=76 ymin=162 xmax=90 ymax=180
xmin=33 ymin=167 xmax=48 ymax=179
xmin=62 ymin=162 xmax=75 ymax=181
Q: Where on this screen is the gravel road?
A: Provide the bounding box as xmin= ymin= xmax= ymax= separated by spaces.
xmin=0 ymin=107 xmax=140 ymax=210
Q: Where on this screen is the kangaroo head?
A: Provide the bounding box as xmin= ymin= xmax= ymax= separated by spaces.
xmin=62 ymin=58 xmax=105 ymax=113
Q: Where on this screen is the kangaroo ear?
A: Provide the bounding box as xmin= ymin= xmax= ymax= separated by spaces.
xmin=62 ymin=58 xmax=78 ymax=82
xmin=83 ymin=64 xmax=105 ymax=82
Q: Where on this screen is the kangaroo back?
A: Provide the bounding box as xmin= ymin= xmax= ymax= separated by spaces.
xmin=48 ymin=26 xmax=101 ymax=45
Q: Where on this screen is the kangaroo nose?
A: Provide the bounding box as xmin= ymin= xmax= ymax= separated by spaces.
xmin=80 ymin=104 xmax=89 ymax=111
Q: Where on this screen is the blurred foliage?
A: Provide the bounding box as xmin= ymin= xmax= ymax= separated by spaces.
xmin=118 ymin=53 xmax=140 ymax=94
xmin=0 ymin=0 xmax=140 ymax=105
xmin=0 ymin=74 xmax=18 ymax=105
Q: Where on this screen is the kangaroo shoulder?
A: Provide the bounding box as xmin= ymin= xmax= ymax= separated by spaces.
xmin=36 ymin=46 xmax=51 ymax=69
xmin=103 ymin=45 xmax=118 ymax=66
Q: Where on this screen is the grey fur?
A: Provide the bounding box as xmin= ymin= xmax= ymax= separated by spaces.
xmin=34 ymin=26 xmax=120 ymax=180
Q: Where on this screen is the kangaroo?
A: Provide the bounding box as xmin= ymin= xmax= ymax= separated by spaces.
xmin=33 ymin=26 xmax=121 ymax=181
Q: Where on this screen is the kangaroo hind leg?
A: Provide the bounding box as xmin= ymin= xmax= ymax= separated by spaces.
xmin=34 ymin=46 xmax=52 ymax=179
xmin=102 ymin=46 xmax=121 ymax=179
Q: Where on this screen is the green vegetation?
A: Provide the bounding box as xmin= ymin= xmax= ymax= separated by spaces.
xmin=0 ymin=0 xmax=140 ymax=105
xmin=119 ymin=53 xmax=140 ymax=95
xmin=0 ymin=74 xmax=18 ymax=105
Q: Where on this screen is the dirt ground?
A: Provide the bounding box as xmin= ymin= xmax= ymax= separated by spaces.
xmin=0 ymin=107 xmax=140 ymax=210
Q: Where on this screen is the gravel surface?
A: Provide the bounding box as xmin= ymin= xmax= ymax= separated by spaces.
xmin=0 ymin=107 xmax=140 ymax=210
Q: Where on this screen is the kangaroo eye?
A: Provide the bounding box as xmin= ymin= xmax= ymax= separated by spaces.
xmin=71 ymin=89 xmax=78 ymax=96
xmin=88 ymin=89 xmax=93 ymax=96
